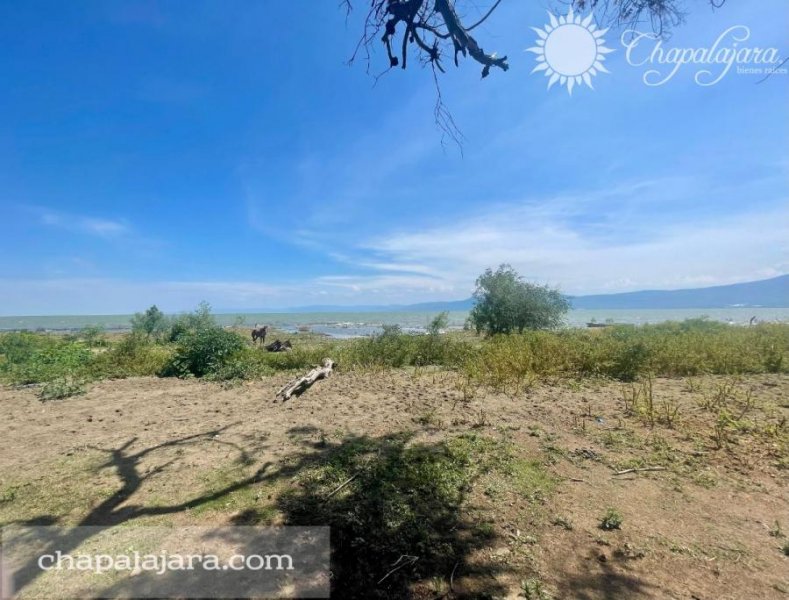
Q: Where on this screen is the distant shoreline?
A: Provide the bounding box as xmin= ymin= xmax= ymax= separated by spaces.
xmin=2 ymin=307 xmax=787 ymax=338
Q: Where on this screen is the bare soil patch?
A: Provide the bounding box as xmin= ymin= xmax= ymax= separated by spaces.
xmin=1 ymin=372 xmax=787 ymax=598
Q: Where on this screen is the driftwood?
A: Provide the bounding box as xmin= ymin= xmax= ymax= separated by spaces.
xmin=265 ymin=339 xmax=292 ymax=353
xmin=277 ymin=358 xmax=334 ymax=401
xmin=612 ymin=466 xmax=668 ymax=476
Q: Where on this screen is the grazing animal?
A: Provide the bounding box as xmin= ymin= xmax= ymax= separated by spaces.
xmin=251 ymin=325 xmax=268 ymax=345
xmin=265 ymin=339 xmax=292 ymax=352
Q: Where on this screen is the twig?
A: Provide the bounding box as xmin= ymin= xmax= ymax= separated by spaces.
xmin=449 ymin=561 xmax=459 ymax=592
xmin=323 ymin=472 xmax=359 ymax=500
xmin=568 ymin=477 xmax=586 ymax=482
xmin=377 ymin=555 xmax=419 ymax=585
xmin=467 ymin=0 xmax=502 ymax=30
xmin=612 ymin=466 xmax=668 ymax=475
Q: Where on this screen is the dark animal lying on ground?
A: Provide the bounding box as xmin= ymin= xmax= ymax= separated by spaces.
xmin=251 ymin=324 xmax=268 ymax=345
xmin=265 ymin=339 xmax=292 ymax=352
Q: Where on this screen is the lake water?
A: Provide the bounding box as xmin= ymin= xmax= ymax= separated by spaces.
xmin=1 ymin=308 xmax=787 ymax=337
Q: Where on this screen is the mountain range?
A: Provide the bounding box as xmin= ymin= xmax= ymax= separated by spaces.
xmin=224 ymin=275 xmax=787 ymax=313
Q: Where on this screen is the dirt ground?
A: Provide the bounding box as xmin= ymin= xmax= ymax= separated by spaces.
xmin=1 ymin=371 xmax=787 ymax=599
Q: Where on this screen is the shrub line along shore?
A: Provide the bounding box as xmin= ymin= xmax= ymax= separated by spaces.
xmin=1 ymin=303 xmax=786 ymax=401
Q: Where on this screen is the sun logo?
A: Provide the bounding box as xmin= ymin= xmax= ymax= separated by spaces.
xmin=527 ymin=9 xmax=613 ymax=94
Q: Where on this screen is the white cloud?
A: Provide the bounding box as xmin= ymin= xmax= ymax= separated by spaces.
xmin=36 ymin=207 xmax=130 ymax=239
xmin=358 ymin=196 xmax=789 ymax=295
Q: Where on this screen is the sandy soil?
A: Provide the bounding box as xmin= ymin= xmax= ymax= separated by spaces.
xmin=1 ymin=371 xmax=787 ymax=599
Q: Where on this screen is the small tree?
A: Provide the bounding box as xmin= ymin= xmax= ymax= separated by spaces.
xmin=167 ymin=301 xmax=216 ymax=342
xmin=427 ymin=311 xmax=449 ymax=336
xmin=469 ymin=265 xmax=569 ymax=335
xmin=130 ymin=305 xmax=169 ymax=339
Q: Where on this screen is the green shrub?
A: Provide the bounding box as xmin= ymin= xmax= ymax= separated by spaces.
xmin=427 ymin=311 xmax=449 ymax=336
xmin=166 ymin=302 xmax=216 ymax=342
xmin=338 ymin=327 xmax=469 ymax=370
xmin=89 ymin=334 xmax=174 ymax=378
xmin=162 ymin=326 xmax=246 ymax=378
xmin=0 ymin=334 xmax=92 ymax=384
xmin=77 ymin=325 xmax=109 ymax=348
xmin=600 ymin=507 xmax=623 ymax=530
xmin=610 ymin=338 xmax=651 ymax=382
xmin=205 ymin=347 xmax=275 ymax=381
xmin=38 ymin=377 xmax=87 ymax=401
xmin=131 ymin=305 xmax=170 ymax=340
xmin=469 ymin=264 xmax=569 ymax=334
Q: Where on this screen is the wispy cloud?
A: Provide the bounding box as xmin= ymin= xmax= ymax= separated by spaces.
xmin=346 ymin=181 xmax=789 ymax=296
xmin=35 ymin=207 xmax=130 ymax=239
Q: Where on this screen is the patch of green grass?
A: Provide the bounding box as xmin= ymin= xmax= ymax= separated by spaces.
xmin=0 ymin=333 xmax=92 ymax=385
xmin=599 ymin=507 xmax=623 ymax=531
xmin=521 ymin=577 xmax=554 ymax=600
xmin=88 ymin=334 xmax=174 ymax=379
xmin=0 ymin=452 xmax=116 ymax=526
xmin=506 ymin=457 xmax=556 ymax=501
xmin=189 ymin=464 xmax=275 ymax=518
xmin=551 ymin=515 xmax=573 ymax=530
xmin=38 ymin=376 xmax=87 ymax=401
xmin=277 ymin=432 xmax=550 ymax=598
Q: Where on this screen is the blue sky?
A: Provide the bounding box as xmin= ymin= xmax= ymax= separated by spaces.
xmin=1 ymin=0 xmax=787 ymax=314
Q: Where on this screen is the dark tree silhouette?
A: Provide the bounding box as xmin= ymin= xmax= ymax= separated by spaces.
xmin=341 ymin=0 xmax=728 ymax=142
xmin=343 ymin=0 xmax=729 ymax=77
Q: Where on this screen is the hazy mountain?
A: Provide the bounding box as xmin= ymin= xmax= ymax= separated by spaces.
xmin=218 ymin=275 xmax=787 ymax=313
xmin=569 ymin=275 xmax=788 ymax=309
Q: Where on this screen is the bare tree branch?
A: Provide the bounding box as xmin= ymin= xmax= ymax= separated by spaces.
xmin=467 ymin=0 xmax=502 ymax=31
xmin=345 ymin=0 xmax=509 ymax=78
xmin=341 ymin=0 xmax=729 ymax=144
xmin=571 ymin=0 xmax=727 ymax=37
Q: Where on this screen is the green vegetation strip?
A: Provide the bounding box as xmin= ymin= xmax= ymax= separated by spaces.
xmin=1 ymin=303 xmax=787 ymax=400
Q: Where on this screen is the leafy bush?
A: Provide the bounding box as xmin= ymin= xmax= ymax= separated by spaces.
xmin=38 ymin=377 xmax=87 ymax=401
xmin=89 ymin=334 xmax=174 ymax=379
xmin=131 ymin=305 xmax=169 ymax=340
xmin=162 ymin=326 xmax=246 ymax=378
xmin=600 ymin=507 xmax=623 ymax=530
xmin=0 ymin=332 xmax=55 ymax=367
xmin=0 ymin=333 xmax=92 ymax=384
xmin=469 ymin=264 xmax=569 ymax=334
xmin=205 ymin=347 xmax=275 ymax=381
xmin=77 ymin=325 xmax=108 ymax=348
xmin=427 ymin=311 xmax=449 ymax=335
xmin=338 ymin=327 xmax=469 ymax=370
xmin=166 ymin=302 xmax=216 ymax=342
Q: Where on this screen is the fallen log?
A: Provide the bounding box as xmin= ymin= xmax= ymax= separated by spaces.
xmin=277 ymin=358 xmax=334 ymax=401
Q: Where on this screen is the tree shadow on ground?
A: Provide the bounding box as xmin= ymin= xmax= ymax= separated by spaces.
xmin=8 ymin=427 xmax=509 ymax=599
xmin=273 ymin=431 xmax=506 ymax=599
xmin=7 ymin=424 xmax=270 ymax=593
xmin=551 ymin=552 xmax=659 ymax=600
